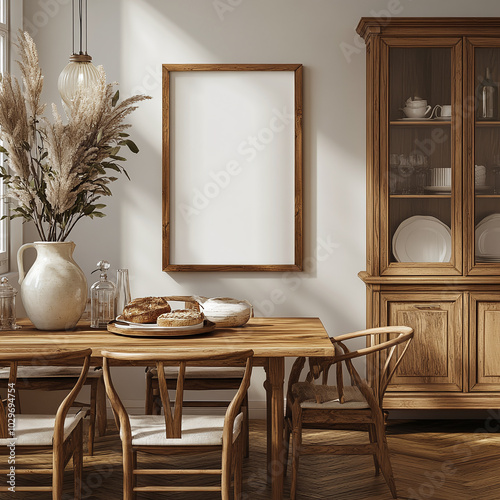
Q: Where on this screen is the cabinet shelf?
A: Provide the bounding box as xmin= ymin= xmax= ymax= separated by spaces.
xmin=475 ymin=120 xmax=500 ymax=127
xmin=390 ymin=120 xmax=451 ymax=126
xmin=390 ymin=194 xmax=451 ymax=199
xmin=390 ymin=194 xmax=500 ymax=198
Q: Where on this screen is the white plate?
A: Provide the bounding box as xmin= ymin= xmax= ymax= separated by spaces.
xmin=393 ymin=215 xmax=452 ymax=262
xmin=476 ymin=213 xmax=500 ymax=229
xmin=434 ymin=117 xmax=452 ymax=121
xmin=115 ymin=316 xmax=204 ymax=330
xmin=393 ymin=216 xmax=451 ymax=263
xmin=476 ymin=254 xmax=500 ymax=262
xmin=475 ymin=214 xmax=500 ymax=258
xmin=424 ymin=185 xmax=451 ymax=193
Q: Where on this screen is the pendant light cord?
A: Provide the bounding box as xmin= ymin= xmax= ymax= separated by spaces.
xmin=71 ymin=0 xmax=74 ymax=54
xmin=85 ymin=0 xmax=88 ymax=54
xmin=73 ymin=0 xmax=87 ymax=55
xmin=79 ymin=0 xmax=83 ymax=54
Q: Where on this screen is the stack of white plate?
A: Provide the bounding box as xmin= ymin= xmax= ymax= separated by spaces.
xmin=392 ymin=215 xmax=452 ymax=263
xmin=475 ymin=214 xmax=500 ymax=262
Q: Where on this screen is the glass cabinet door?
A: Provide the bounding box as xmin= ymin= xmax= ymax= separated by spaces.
xmin=472 ymin=45 xmax=500 ymax=272
xmin=381 ymin=39 xmax=462 ymax=275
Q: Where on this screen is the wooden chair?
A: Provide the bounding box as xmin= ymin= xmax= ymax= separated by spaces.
xmin=284 ymin=326 xmax=413 ymax=499
xmin=103 ymin=349 xmax=253 ymax=499
xmin=0 ymin=364 xmax=107 ymax=455
xmin=144 ymin=296 xmax=250 ymax=457
xmin=0 ymin=348 xmax=91 ymax=499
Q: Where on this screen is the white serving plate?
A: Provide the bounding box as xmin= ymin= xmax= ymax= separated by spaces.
xmin=475 ymin=214 xmax=500 ymax=258
xmin=115 ymin=316 xmax=204 ymax=331
xmin=392 ymin=215 xmax=451 ymax=263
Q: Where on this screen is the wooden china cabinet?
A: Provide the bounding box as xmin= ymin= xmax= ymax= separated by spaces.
xmin=357 ymin=18 xmax=500 ymax=409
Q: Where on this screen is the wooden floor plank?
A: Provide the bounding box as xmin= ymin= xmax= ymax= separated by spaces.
xmin=2 ymin=419 xmax=500 ymax=499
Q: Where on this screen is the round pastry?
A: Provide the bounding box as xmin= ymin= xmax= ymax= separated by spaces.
xmin=157 ymin=309 xmax=205 ymax=327
xmin=122 ymin=297 xmax=172 ymax=324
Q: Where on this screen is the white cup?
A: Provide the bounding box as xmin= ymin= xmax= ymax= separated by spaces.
xmin=401 ymin=105 xmax=432 ymax=118
xmin=430 ymin=168 xmax=452 ymax=187
xmin=434 ymin=104 xmax=452 ymax=118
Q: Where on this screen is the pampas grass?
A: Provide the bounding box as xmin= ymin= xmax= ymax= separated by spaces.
xmin=0 ymin=31 xmax=150 ymax=241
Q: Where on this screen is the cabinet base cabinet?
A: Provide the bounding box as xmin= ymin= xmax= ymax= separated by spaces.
xmin=365 ymin=287 xmax=500 ymax=410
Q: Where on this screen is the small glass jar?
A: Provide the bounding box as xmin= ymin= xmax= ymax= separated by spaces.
xmin=0 ymin=277 xmax=19 ymax=330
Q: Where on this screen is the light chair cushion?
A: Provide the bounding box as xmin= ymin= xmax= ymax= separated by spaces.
xmin=129 ymin=412 xmax=243 ymax=446
xmin=0 ymin=413 xmax=84 ymax=446
xmin=0 ymin=366 xmax=102 ymax=379
xmin=292 ymin=383 xmax=371 ymax=409
xmin=149 ymin=366 xmax=246 ymax=379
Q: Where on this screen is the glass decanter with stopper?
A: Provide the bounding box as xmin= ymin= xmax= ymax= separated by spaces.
xmin=90 ymin=260 xmax=116 ymax=328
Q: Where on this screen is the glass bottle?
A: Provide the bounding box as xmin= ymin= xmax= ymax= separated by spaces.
xmin=115 ymin=268 xmax=131 ymax=317
xmin=482 ymin=67 xmax=497 ymax=119
xmin=0 ymin=277 xmax=19 ymax=330
xmin=90 ymin=260 xmax=116 ymax=328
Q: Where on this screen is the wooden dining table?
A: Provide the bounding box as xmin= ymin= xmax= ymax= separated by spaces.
xmin=0 ymin=316 xmax=334 ymax=499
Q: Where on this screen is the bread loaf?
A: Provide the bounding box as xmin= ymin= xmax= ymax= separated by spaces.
xmin=157 ymin=309 xmax=204 ymax=327
xmin=122 ymin=297 xmax=172 ymax=323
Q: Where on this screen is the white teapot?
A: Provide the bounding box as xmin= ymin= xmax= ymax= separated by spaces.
xmin=194 ymin=296 xmax=253 ymax=327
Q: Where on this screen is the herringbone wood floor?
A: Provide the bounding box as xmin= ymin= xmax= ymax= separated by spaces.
xmin=3 ymin=418 xmax=500 ymax=499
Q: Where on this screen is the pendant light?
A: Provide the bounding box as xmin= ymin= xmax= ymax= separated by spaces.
xmin=58 ymin=0 xmax=101 ymax=106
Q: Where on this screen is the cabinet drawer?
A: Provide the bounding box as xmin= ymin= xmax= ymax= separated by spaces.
xmin=381 ymin=293 xmax=463 ymax=392
xmin=470 ymin=294 xmax=500 ymax=391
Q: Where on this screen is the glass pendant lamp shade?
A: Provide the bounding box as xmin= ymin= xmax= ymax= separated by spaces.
xmin=58 ymin=54 xmax=100 ymax=107
xmin=58 ymin=0 xmax=101 ymax=106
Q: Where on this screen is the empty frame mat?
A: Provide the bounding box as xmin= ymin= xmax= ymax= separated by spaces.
xmin=163 ymin=64 xmax=303 ymax=271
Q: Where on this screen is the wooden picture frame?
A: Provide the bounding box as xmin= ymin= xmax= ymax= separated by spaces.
xmin=162 ymin=64 xmax=303 ymax=272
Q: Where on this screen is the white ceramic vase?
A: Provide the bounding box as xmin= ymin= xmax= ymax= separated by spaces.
xmin=17 ymin=241 xmax=88 ymax=330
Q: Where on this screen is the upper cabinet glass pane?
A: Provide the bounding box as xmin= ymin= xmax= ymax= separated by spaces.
xmin=474 ymin=48 xmax=500 ymax=265
xmin=0 ymin=1 xmax=6 ymax=26
xmin=388 ymin=47 xmax=453 ymax=265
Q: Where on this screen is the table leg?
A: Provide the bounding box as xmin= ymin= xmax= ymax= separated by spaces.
xmin=264 ymin=357 xmax=285 ymax=500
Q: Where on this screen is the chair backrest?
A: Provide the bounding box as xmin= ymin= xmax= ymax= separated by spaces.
xmin=0 ymin=349 xmax=91 ymax=442
xmin=287 ymin=326 xmax=413 ymax=410
xmin=102 ymin=349 xmax=253 ymax=440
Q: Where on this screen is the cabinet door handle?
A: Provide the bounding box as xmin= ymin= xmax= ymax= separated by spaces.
xmin=414 ymin=304 xmax=442 ymax=310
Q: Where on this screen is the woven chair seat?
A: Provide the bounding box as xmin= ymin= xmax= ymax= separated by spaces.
xmin=292 ymin=382 xmax=371 ymax=409
xmin=130 ymin=412 xmax=243 ymax=446
xmin=148 ymin=366 xmax=246 ymax=379
xmin=0 ymin=366 xmax=102 ymax=378
xmin=0 ymin=412 xmax=84 ymax=446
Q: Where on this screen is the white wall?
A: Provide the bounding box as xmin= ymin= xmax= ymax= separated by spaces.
xmin=20 ymin=0 xmax=500 ymax=416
